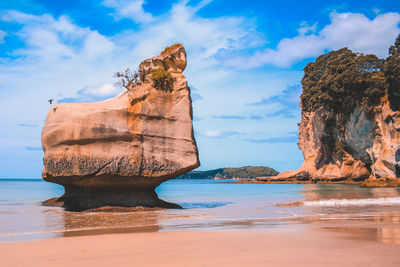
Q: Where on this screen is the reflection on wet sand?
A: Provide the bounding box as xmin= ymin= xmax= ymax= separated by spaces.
xmin=318 ymin=212 xmax=400 ymax=245
xmin=323 ymin=225 xmax=400 ymax=245
xmin=302 ymin=184 xmax=400 ymax=200
xmin=42 ymin=203 xmax=232 ymax=238
xmin=42 ymin=208 xmax=161 ymax=238
xmin=63 ymin=211 xmax=161 ymax=237
xmin=299 ymin=185 xmax=400 ymax=245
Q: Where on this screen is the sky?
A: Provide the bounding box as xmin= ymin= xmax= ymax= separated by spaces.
xmin=0 ymin=0 xmax=400 ymax=178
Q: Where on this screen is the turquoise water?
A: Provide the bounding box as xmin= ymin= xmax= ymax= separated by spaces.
xmin=0 ymin=179 xmax=63 ymax=205
xmin=1 ymin=179 xmax=400 ymax=242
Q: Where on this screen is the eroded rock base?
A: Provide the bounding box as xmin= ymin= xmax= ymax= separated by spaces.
xmin=43 ymin=185 xmax=181 ymax=211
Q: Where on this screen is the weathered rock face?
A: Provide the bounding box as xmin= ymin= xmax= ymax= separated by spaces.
xmin=42 ymin=45 xmax=200 ymax=210
xmin=259 ymin=39 xmax=400 ymax=184
xmin=264 ymin=99 xmax=400 ymax=182
xmin=369 ymin=101 xmax=400 ymax=179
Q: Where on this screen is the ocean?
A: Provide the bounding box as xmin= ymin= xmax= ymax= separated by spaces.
xmin=1 ymin=179 xmax=400 ymax=242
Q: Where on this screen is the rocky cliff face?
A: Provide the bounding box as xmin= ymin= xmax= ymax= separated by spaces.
xmin=42 ymin=44 xmax=199 ymax=210
xmin=264 ymin=99 xmax=400 ymax=182
xmin=258 ymin=40 xmax=400 ymax=184
xmin=369 ymin=100 xmax=400 ymax=179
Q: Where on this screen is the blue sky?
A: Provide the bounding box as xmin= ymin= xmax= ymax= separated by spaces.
xmin=0 ymin=0 xmax=399 ymax=178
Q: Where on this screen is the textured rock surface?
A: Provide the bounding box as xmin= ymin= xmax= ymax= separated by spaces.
xmin=259 ymin=99 xmax=400 ymax=182
xmin=42 ymin=45 xmax=199 ymax=210
xmin=368 ymin=101 xmax=400 ymax=179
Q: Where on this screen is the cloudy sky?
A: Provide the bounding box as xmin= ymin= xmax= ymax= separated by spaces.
xmin=0 ymin=0 xmax=399 ymax=178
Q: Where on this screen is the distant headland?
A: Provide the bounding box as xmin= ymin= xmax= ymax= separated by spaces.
xmin=177 ymin=166 xmax=278 ymax=180
xmin=257 ymin=34 xmax=400 ymax=187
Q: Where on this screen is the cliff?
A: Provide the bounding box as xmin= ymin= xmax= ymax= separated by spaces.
xmin=42 ymin=44 xmax=200 ymax=210
xmin=266 ymin=100 xmax=400 ymax=182
xmin=259 ymin=36 xmax=400 ymax=185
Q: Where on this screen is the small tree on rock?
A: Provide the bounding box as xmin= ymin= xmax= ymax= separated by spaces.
xmin=114 ymin=68 xmax=141 ymax=91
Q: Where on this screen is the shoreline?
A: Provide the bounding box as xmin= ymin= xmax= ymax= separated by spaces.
xmin=1 ymin=222 xmax=399 ymax=266
xmin=232 ymin=177 xmax=400 ymax=187
xmin=2 ymin=179 xmax=400 ymax=266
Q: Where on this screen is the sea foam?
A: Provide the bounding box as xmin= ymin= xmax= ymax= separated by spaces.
xmin=302 ymin=197 xmax=400 ymax=207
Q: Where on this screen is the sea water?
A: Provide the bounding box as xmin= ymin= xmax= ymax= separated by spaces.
xmin=1 ymin=179 xmax=400 ymax=242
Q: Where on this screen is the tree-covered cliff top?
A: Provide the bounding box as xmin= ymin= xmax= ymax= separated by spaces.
xmin=176 ymin=166 xmax=279 ymax=179
xmin=301 ymin=33 xmax=400 ymax=113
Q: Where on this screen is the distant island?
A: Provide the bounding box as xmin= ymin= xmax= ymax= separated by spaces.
xmin=176 ymin=166 xmax=278 ymax=180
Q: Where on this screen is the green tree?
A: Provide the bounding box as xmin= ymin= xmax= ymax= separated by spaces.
xmin=384 ymin=33 xmax=400 ymax=111
xmin=301 ymin=48 xmax=385 ymax=114
xmin=150 ymin=67 xmax=175 ymax=91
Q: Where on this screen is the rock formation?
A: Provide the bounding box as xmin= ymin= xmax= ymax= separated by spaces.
xmin=258 ymin=36 xmax=400 ymax=184
xmin=263 ymin=100 xmax=400 ymax=182
xmin=42 ymin=44 xmax=200 ymax=210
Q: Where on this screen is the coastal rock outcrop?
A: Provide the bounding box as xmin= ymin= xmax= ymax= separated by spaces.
xmin=267 ymin=100 xmax=400 ymax=182
xmin=42 ymin=44 xmax=200 ymax=210
xmin=259 ymin=35 xmax=400 ymax=184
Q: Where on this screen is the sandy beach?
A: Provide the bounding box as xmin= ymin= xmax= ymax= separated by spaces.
xmin=2 ymin=180 xmax=400 ymax=266
xmin=1 ymin=222 xmax=400 ymax=267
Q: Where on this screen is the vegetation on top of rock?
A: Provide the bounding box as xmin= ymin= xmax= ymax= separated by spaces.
xmin=114 ymin=68 xmax=142 ymax=90
xmin=384 ymin=34 xmax=400 ymax=111
xmin=160 ymin=43 xmax=183 ymax=56
xmin=176 ymin=166 xmax=279 ymax=179
xmin=115 ymin=64 xmax=176 ymax=92
xmin=150 ymin=66 xmax=175 ymax=91
xmin=301 ymin=33 xmax=400 ymax=114
xmin=300 ymin=33 xmax=400 ymax=157
xmin=301 ymin=48 xmax=386 ymax=114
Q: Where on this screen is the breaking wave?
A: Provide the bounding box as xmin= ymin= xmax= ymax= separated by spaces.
xmin=278 ymin=197 xmax=400 ymax=207
xmin=303 ymin=197 xmax=400 ymax=207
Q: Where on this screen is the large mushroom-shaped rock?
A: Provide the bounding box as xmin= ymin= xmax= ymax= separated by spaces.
xmin=42 ymin=44 xmax=199 ymax=210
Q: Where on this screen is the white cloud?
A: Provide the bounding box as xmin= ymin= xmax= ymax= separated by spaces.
xmin=321 ymin=12 xmax=400 ymax=56
xmin=192 ymin=0 xmax=213 ymax=12
xmin=81 ymin=83 xmax=119 ymax=97
xmin=203 ymin=130 xmax=221 ymax=137
xmin=297 ymin=22 xmax=317 ymax=35
xmin=226 ymin=12 xmax=400 ymax=68
xmin=0 ymin=30 xmax=6 ymax=43
xmin=102 ymin=0 xmax=153 ymax=23
xmin=57 ymin=83 xmax=124 ymax=103
xmin=3 ymin=11 xmax=114 ymax=61
xmin=372 ymin=8 xmax=381 ymax=15
xmin=82 ymin=31 xmax=114 ymax=58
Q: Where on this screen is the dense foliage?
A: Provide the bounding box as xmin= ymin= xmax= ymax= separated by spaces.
xmin=301 ymin=34 xmax=400 ymax=114
xmin=177 ymin=166 xmax=279 ymax=180
xmin=301 ymin=48 xmax=385 ymax=114
xmin=300 ymin=34 xmax=400 ymax=156
xmin=150 ymin=67 xmax=175 ymax=91
xmin=384 ymin=34 xmax=400 ymax=111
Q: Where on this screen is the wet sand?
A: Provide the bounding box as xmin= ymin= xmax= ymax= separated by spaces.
xmin=1 ymin=223 xmax=399 ymax=266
